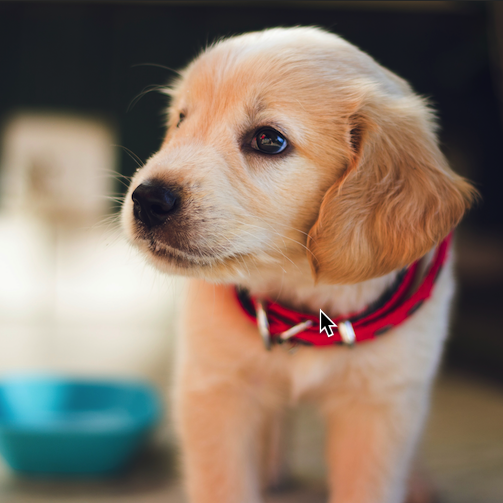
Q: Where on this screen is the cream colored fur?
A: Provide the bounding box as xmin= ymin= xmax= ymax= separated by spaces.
xmin=122 ymin=27 xmax=476 ymax=503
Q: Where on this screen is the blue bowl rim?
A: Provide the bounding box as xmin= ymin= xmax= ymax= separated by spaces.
xmin=0 ymin=373 xmax=162 ymax=435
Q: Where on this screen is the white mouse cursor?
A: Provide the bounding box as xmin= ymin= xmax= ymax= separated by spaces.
xmin=320 ymin=309 xmax=337 ymax=337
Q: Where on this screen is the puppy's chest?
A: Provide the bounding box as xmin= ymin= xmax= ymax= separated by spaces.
xmin=241 ymin=344 xmax=370 ymax=403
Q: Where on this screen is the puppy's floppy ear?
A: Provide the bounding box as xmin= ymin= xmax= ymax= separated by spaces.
xmin=307 ymin=94 xmax=477 ymax=284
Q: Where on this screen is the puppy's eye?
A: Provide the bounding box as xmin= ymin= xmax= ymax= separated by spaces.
xmin=251 ymin=128 xmax=288 ymax=154
xmin=176 ymin=113 xmax=185 ymax=128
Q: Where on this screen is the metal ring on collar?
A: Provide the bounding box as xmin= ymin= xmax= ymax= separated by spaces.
xmin=338 ymin=320 xmax=356 ymax=346
xmin=255 ymin=300 xmax=271 ymax=350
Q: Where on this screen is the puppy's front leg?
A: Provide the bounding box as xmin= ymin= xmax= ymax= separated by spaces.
xmin=175 ymin=281 xmax=283 ymax=503
xmin=176 ymin=376 xmax=265 ymax=503
xmin=325 ymin=388 xmax=429 ymax=503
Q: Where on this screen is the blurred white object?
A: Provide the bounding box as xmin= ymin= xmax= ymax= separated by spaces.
xmin=0 ymin=112 xmax=182 ymax=389
xmin=0 ymin=113 xmax=115 ymax=223
xmin=0 ymin=216 xmax=183 ymax=382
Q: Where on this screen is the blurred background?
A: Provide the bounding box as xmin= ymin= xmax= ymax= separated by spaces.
xmin=0 ymin=1 xmax=502 ymax=502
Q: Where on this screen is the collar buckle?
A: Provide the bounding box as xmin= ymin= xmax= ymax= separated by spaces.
xmin=255 ymin=300 xmax=314 ymax=350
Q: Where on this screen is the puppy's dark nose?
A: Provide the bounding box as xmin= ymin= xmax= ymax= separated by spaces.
xmin=132 ymin=181 xmax=178 ymax=228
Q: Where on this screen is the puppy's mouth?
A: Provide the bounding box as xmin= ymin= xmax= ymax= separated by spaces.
xmin=133 ymin=228 xmax=234 ymax=270
xmin=146 ymin=237 xmax=215 ymax=268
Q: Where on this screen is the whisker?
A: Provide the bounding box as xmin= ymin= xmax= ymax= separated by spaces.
xmin=100 ymin=196 xmax=126 ymax=204
xmin=90 ymin=213 xmax=123 ymax=233
xmin=131 ymin=62 xmax=181 ymax=76
xmin=111 ymin=145 xmax=145 ymax=170
xmin=128 ymin=84 xmax=169 ymax=112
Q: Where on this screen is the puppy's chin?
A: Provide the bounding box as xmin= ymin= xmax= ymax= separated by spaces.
xmin=132 ymin=236 xmax=255 ymax=283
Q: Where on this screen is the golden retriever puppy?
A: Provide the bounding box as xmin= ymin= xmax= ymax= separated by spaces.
xmin=122 ymin=27 xmax=476 ymax=503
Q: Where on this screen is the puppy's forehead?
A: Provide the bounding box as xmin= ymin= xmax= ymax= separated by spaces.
xmin=178 ymin=55 xmax=304 ymax=116
xmin=175 ymin=30 xmax=358 ymax=115
xmin=173 ymin=27 xmax=408 ymax=123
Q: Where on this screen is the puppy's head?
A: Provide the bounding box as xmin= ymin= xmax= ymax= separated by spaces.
xmin=122 ymin=27 xmax=476 ymax=284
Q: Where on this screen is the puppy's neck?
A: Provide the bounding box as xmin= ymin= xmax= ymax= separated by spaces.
xmin=241 ymin=258 xmax=399 ymax=319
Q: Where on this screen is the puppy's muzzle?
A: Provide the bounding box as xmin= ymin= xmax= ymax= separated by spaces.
xmin=132 ymin=180 xmax=179 ymax=229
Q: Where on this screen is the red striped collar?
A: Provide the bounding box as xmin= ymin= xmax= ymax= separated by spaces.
xmin=235 ymin=234 xmax=452 ymax=349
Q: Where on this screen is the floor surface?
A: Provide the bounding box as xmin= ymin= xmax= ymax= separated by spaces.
xmin=1 ymin=370 xmax=502 ymax=503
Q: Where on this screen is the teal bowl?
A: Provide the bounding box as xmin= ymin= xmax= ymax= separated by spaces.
xmin=0 ymin=375 xmax=161 ymax=475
